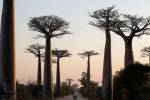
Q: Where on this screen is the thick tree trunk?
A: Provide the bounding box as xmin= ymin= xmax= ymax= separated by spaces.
xmin=56 ymin=57 xmax=61 ymax=97
xmin=43 ymin=38 xmax=53 ymax=100
xmin=149 ymin=54 xmax=150 ymax=65
xmin=0 ymin=0 xmax=16 ymax=100
xmin=0 ymin=34 xmax=2 ymax=99
xmin=37 ymin=56 xmax=41 ymax=85
xmin=102 ymin=29 xmax=112 ymax=100
xmin=124 ymin=39 xmax=134 ymax=67
xmin=68 ymin=81 xmax=71 ymax=87
xmin=87 ymin=56 xmax=90 ymax=94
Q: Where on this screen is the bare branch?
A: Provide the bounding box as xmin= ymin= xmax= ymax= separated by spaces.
xmin=25 ymin=43 xmax=45 ymax=57
xmin=89 ymin=6 xmax=120 ymax=30
xmin=51 ymin=30 xmax=72 ymax=38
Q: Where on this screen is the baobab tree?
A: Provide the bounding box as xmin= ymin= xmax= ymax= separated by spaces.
xmin=0 ymin=0 xmax=16 ymax=100
xmin=141 ymin=46 xmax=150 ymax=65
xmin=52 ymin=49 xmax=71 ymax=97
xmin=89 ymin=6 xmax=119 ymax=100
xmin=25 ymin=43 xmax=44 ymax=85
xmin=66 ymin=79 xmax=74 ymax=87
xmin=28 ymin=15 xmax=71 ymax=100
xmin=110 ymin=14 xmax=150 ymax=67
xmin=78 ymin=50 xmax=99 ymax=95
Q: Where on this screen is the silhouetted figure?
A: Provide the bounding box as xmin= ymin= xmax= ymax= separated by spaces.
xmin=73 ymin=90 xmax=78 ymax=100
xmin=73 ymin=95 xmax=77 ymax=100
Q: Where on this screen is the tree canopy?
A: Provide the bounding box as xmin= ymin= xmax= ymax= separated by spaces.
xmin=25 ymin=43 xmax=45 ymax=57
xmin=113 ymin=63 xmax=150 ymax=100
xmin=78 ymin=50 xmax=99 ymax=58
xmin=28 ymin=15 xmax=72 ymax=39
xmin=52 ymin=49 xmax=71 ymax=58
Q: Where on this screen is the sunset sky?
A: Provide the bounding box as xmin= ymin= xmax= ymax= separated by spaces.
xmin=1 ymin=0 xmax=150 ymax=84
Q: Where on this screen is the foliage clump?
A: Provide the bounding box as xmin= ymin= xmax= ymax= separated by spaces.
xmin=113 ymin=63 xmax=150 ymax=100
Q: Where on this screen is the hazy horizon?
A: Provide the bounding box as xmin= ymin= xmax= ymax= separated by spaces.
xmin=1 ymin=0 xmax=150 ymax=84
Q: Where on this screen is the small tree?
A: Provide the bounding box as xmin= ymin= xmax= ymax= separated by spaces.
xmin=28 ymin=15 xmax=71 ymax=99
xmin=25 ymin=43 xmax=44 ymax=85
xmin=66 ymin=79 xmax=74 ymax=87
xmin=52 ymin=49 xmax=71 ymax=97
xmin=78 ymin=72 xmax=87 ymax=88
xmin=78 ymin=50 xmax=99 ymax=95
xmin=141 ymin=46 xmax=150 ymax=65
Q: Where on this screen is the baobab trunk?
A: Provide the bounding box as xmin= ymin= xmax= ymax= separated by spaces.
xmin=87 ymin=56 xmax=90 ymax=94
xmin=148 ymin=54 xmax=150 ymax=65
xmin=102 ymin=29 xmax=112 ymax=100
xmin=124 ymin=39 xmax=134 ymax=67
xmin=0 ymin=0 xmax=16 ymax=100
xmin=0 ymin=34 xmax=2 ymax=98
xmin=43 ymin=38 xmax=53 ymax=100
xmin=56 ymin=57 xmax=61 ymax=97
xmin=37 ymin=56 xmax=41 ymax=85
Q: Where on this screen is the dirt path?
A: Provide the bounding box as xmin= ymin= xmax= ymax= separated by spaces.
xmin=55 ymin=88 xmax=88 ymax=100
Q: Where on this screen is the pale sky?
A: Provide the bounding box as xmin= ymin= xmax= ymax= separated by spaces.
xmin=1 ymin=0 xmax=150 ymax=84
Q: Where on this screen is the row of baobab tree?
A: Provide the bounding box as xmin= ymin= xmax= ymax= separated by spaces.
xmin=26 ymin=6 xmax=150 ymax=100
xmin=0 ymin=0 xmax=150 ymax=100
xmin=25 ymin=43 xmax=100 ymax=97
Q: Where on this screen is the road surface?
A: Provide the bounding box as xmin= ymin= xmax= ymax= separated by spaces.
xmin=55 ymin=88 xmax=88 ymax=100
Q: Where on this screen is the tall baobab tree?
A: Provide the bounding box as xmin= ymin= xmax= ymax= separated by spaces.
xmin=25 ymin=43 xmax=44 ymax=85
xmin=110 ymin=14 xmax=150 ymax=67
xmin=89 ymin=6 xmax=119 ymax=100
xmin=28 ymin=15 xmax=71 ymax=100
xmin=141 ymin=46 xmax=150 ymax=65
xmin=52 ymin=49 xmax=71 ymax=97
xmin=0 ymin=0 xmax=16 ymax=100
xmin=78 ymin=50 xmax=99 ymax=95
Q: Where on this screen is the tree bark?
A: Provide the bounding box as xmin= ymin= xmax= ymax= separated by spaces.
xmin=0 ymin=0 xmax=16 ymax=100
xmin=56 ymin=57 xmax=61 ymax=97
xmin=37 ymin=56 xmax=41 ymax=85
xmin=87 ymin=56 xmax=90 ymax=94
xmin=148 ymin=53 xmax=150 ymax=65
xmin=68 ymin=81 xmax=71 ymax=87
xmin=102 ymin=28 xmax=112 ymax=100
xmin=43 ymin=38 xmax=53 ymax=100
xmin=124 ymin=38 xmax=134 ymax=67
xmin=0 ymin=33 xmax=2 ymax=99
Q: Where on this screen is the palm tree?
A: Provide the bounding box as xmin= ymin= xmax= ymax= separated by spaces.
xmin=110 ymin=14 xmax=150 ymax=67
xmin=28 ymin=15 xmax=71 ymax=99
xmin=0 ymin=0 xmax=16 ymax=100
xmin=89 ymin=6 xmax=119 ymax=100
xmin=25 ymin=43 xmax=44 ymax=85
xmin=52 ymin=49 xmax=71 ymax=97
xmin=78 ymin=50 xmax=99 ymax=95
xmin=141 ymin=46 xmax=150 ymax=65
